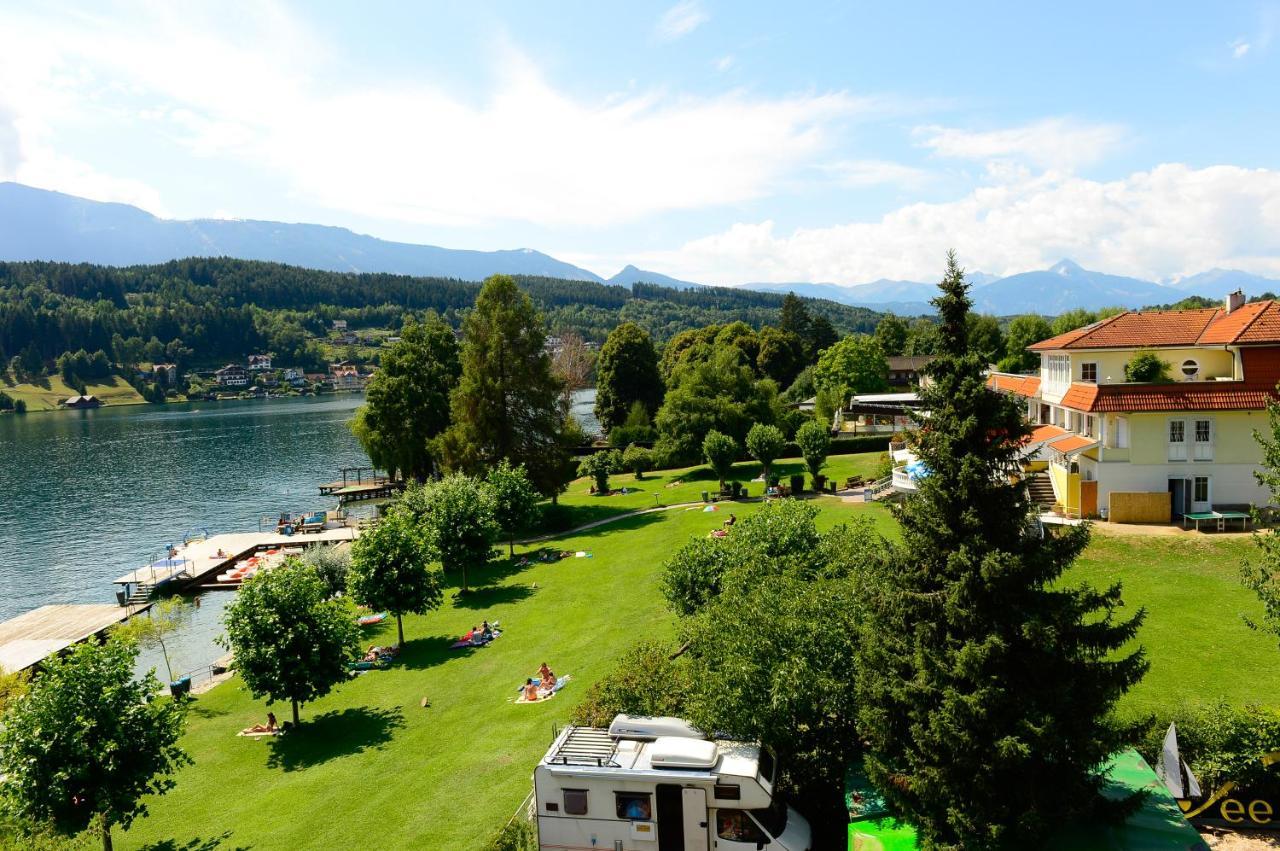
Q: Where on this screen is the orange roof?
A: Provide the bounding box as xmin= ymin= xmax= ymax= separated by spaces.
xmin=1028 ymin=424 xmax=1068 ymax=443
xmin=1084 ymin=383 xmax=1276 ymax=413
xmin=1047 ymin=434 xmax=1097 ymax=454
xmin=986 ymin=373 xmax=1041 ymax=397
xmin=1060 ymin=382 xmax=1099 ymax=409
xmin=1029 ymin=300 xmax=1280 ymax=351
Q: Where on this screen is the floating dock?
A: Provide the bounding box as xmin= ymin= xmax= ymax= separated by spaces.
xmin=0 ymin=604 xmax=132 ymax=672
xmin=319 ymin=467 xmax=400 ymax=503
xmin=113 ymin=528 xmax=359 ymax=598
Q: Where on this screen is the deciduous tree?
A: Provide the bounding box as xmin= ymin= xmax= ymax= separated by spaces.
xmin=998 ymin=315 xmax=1053 ymax=373
xmin=813 ymin=334 xmax=889 ymax=406
xmin=0 ymin=635 xmax=188 ymax=851
xmin=349 ymin=507 xmax=443 ymax=646
xmin=351 ymin=314 xmax=459 ymax=481
xmin=655 ymin=346 xmax=778 ymax=464
xmin=222 ymin=561 xmax=361 ymax=726
xmin=487 ymin=460 xmax=541 ymax=556
xmin=409 ymin=473 xmax=499 ymax=593
xmin=745 ymin=422 xmax=785 ymax=484
xmin=578 ymin=449 xmax=621 ymax=494
xmin=622 ymin=443 xmax=653 ymax=479
xmin=702 ymin=430 xmax=738 ymax=491
xmin=794 ymin=419 xmax=831 ymax=480
xmin=874 ymin=313 xmax=909 ymax=356
xmin=855 ymin=252 xmax=1147 ymax=850
xmin=594 ymin=322 xmax=664 ymax=434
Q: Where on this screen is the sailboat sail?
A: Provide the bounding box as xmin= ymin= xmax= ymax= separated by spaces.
xmin=1157 ymin=722 xmax=1202 ymax=798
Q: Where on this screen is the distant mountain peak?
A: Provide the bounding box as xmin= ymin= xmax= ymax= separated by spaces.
xmin=1051 ymin=258 xmax=1084 ymax=275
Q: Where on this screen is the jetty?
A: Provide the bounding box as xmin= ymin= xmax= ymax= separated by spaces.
xmin=113 ymin=528 xmax=358 ymax=602
xmin=0 ymin=604 xmax=131 ymax=672
xmin=319 ymin=466 xmax=400 ymax=503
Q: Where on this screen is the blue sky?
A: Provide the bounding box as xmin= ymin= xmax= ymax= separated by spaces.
xmin=1 ymin=1 xmax=1278 ymax=284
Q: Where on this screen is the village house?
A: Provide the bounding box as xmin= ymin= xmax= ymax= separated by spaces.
xmin=247 ymin=354 xmax=272 ymax=372
xmin=887 ymin=355 xmax=934 ymax=386
xmin=214 ymin=364 xmax=250 ymax=388
xmin=152 ymin=363 xmax=180 ymax=387
xmin=988 ymin=290 xmax=1280 ymax=522
xmin=62 ymin=395 xmax=101 ymax=409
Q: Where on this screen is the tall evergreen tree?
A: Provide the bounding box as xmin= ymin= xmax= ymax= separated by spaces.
xmin=778 ymin=292 xmax=812 ymax=339
xmin=594 ymin=322 xmax=664 ymax=434
xmin=855 ymin=252 xmax=1147 ymax=850
xmin=352 ymin=314 xmax=459 ymax=481
xmin=438 ymin=275 xmax=568 ymax=496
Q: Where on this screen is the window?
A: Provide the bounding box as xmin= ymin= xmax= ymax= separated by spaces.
xmin=1168 ymin=419 xmax=1187 ymax=461
xmin=1043 ymin=354 xmax=1071 ymax=391
xmin=562 ymin=789 xmax=588 ymax=816
xmin=615 ymin=792 xmax=652 ymax=821
xmin=714 ymin=784 xmax=741 ymax=800
xmin=1115 ymin=416 xmax=1129 ymax=449
xmin=717 ymin=810 xmax=768 ymax=844
xmin=1085 ymin=416 xmax=1095 ymax=438
xmin=1193 ymin=418 xmax=1213 ymax=461
xmin=1194 ymin=476 xmax=1210 ymax=504
xmin=1181 ymin=359 xmax=1200 ymax=379
xmin=1081 ymin=362 xmax=1098 ymax=382
xmin=758 ymin=748 xmax=776 ymax=787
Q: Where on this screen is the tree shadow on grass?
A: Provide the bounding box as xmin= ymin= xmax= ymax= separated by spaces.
xmin=451 ymin=583 xmax=536 ymax=609
xmin=186 ymin=702 xmax=231 ymax=721
xmin=137 ymin=831 xmax=246 ymax=851
xmin=266 ymin=706 xmax=404 ymax=772
xmin=393 ymin=634 xmax=477 ymax=671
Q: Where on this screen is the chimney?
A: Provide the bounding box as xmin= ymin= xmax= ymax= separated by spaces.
xmin=1226 ymin=289 xmax=1245 ymax=314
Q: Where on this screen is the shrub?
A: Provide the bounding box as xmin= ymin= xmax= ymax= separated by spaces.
xmin=484 ymin=819 xmax=536 ymax=851
xmin=1124 ymin=348 xmax=1171 ymax=383
xmin=874 ymin=452 xmax=893 ymax=480
xmin=1138 ymin=702 xmax=1280 ymax=793
xmin=621 ymin=443 xmax=653 ymax=479
xmin=795 ymin=419 xmax=831 ymax=478
xmin=702 ymin=430 xmax=739 ymax=491
xmin=570 ymin=640 xmax=691 ymax=727
xmin=577 ymin=449 xmax=621 ymax=493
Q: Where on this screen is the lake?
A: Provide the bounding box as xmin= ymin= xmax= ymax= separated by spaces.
xmin=0 ymin=389 xmax=598 ymax=680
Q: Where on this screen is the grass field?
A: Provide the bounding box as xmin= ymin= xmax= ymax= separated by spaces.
xmin=0 ymin=373 xmax=146 ymax=411
xmin=115 ymin=454 xmax=1276 ymax=849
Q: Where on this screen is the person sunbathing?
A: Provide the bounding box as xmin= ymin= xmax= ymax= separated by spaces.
xmin=481 ymin=621 xmax=495 ymax=640
xmin=363 ymin=645 xmax=382 ymax=662
xmin=538 ymin=663 xmax=556 ymax=688
xmin=245 ymin=712 xmax=277 ymax=733
xmin=461 ymin=626 xmax=476 ymax=642
xmin=724 ymin=513 xmax=737 ymax=527
xmin=523 ymin=678 xmax=541 ymax=701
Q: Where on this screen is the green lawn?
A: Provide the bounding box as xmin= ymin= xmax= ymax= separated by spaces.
xmin=120 ymin=485 xmax=889 ymax=850
xmin=116 ymin=455 xmax=1272 ymax=849
xmin=1071 ymin=532 xmax=1275 ymax=716
xmin=1 ymin=373 xmax=146 ymax=411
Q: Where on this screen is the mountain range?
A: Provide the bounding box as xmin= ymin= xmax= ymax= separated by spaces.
xmin=2 ymin=181 xmax=1278 ymax=315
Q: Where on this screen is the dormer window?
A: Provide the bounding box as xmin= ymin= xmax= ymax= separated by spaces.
xmin=1181 ymin=359 xmax=1200 ymax=379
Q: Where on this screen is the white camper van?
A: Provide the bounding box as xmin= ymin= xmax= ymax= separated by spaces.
xmin=533 ymin=715 xmax=812 ymax=851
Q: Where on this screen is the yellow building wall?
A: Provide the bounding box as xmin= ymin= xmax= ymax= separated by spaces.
xmin=1126 ymin=411 xmax=1263 ymax=465
xmin=1048 ymin=461 xmax=1081 ymax=516
xmin=1109 ymin=492 xmax=1172 ymax=523
xmin=1068 ymin=348 xmax=1235 ymax=384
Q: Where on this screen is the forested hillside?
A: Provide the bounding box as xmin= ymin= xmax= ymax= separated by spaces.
xmin=0 ymin=257 xmax=882 ymax=371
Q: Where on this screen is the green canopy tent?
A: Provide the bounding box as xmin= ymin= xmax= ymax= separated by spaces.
xmin=846 ymin=750 xmax=1209 ymax=851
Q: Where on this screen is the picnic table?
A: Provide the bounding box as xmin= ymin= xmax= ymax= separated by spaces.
xmin=1183 ymin=510 xmax=1251 ymax=532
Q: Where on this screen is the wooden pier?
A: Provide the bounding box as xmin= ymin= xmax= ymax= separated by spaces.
xmin=0 ymin=604 xmax=132 ymax=672
xmin=319 ymin=466 xmax=400 ymax=503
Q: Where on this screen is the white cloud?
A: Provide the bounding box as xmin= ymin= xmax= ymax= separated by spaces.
xmin=715 ymin=54 xmax=736 ymax=72
xmin=0 ymin=2 xmax=880 ymax=228
xmin=914 ymin=117 xmax=1127 ymax=171
xmin=656 ymin=1 xmax=709 ymax=41
xmin=821 ymin=159 xmax=931 ymax=189
xmin=615 ymin=164 xmax=1280 ymax=285
xmin=1233 ymin=39 xmax=1252 ymax=58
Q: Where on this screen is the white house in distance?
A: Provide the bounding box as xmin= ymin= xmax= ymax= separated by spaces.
xmin=247 ymin=354 xmax=272 ymax=371
xmin=988 ymin=291 xmax=1280 ymax=522
xmin=215 ymin=364 xmax=250 ymax=387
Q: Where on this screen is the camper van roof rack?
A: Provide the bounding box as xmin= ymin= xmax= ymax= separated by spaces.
xmin=549 ymin=726 xmax=621 ymax=767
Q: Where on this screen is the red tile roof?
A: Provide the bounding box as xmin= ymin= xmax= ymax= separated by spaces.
xmin=986 ymin=373 xmax=1041 ymax=397
xmin=1028 ymin=300 xmax=1280 ymax=351
xmin=1028 ymin=424 xmax=1068 ymax=443
xmin=1084 ymin=383 xmax=1276 ymax=413
xmin=1060 ymin=383 xmax=1099 ymax=409
xmin=1047 ymin=434 xmax=1097 ymax=454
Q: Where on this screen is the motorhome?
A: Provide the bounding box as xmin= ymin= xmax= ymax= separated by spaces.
xmin=533 ymin=715 xmax=812 ymax=851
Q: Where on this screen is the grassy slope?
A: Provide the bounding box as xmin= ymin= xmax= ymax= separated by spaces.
xmin=120 ymin=485 xmax=891 ymax=850
xmin=119 ymin=454 xmax=1270 ymax=849
xmin=1 ymin=373 xmax=145 ymax=411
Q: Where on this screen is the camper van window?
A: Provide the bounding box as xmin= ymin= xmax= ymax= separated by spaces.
xmin=615 ymin=792 xmax=652 ymax=821
xmin=562 ymin=789 xmax=589 ymax=815
xmin=713 ymin=783 xmax=741 ymax=800
xmin=716 ymin=810 xmax=768 ymax=843
xmin=752 ymin=798 xmax=788 ymax=838
xmin=758 ymin=747 xmax=776 ymax=787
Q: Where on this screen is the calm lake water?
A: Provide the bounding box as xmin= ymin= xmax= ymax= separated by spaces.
xmin=0 ymin=389 xmax=598 ymax=680
xmin=0 ymin=394 xmax=371 ymax=678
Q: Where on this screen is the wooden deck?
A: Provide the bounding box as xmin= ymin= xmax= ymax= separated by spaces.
xmin=113 ymin=528 xmax=360 ymax=587
xmin=0 ymin=604 xmax=131 ymax=672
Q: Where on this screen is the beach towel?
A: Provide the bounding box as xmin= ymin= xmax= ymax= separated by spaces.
xmin=237 ymin=729 xmax=283 ymax=738
xmin=702 ymin=505 xmax=718 ymax=512
xmin=358 ymin=612 xmax=387 ymax=626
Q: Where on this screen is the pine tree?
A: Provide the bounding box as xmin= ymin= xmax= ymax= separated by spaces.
xmin=438 ymin=276 xmax=568 ymax=496
xmin=855 ymin=251 xmax=1147 ymax=850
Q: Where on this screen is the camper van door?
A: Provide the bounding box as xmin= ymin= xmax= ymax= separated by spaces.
xmin=682 ymin=787 xmax=709 ymax=850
